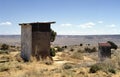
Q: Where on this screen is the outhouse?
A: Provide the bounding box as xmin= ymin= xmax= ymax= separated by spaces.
xmin=98 ymin=43 xmax=111 ymax=61
xmin=19 ymin=22 xmax=55 ymax=61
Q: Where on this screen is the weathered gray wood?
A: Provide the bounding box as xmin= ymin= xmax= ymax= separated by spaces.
xmin=20 ymin=22 xmax=55 ymax=61
xmin=32 ymin=32 xmax=51 ymax=60
xmin=21 ymin=25 xmax=32 ymax=61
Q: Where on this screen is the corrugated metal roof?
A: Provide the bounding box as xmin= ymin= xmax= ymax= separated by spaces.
xmin=19 ymin=21 xmax=56 ymax=25
xmin=98 ymin=43 xmax=111 ymax=47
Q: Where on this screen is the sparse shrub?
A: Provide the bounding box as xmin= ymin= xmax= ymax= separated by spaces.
xmin=101 ymin=59 xmax=116 ymax=74
xmin=10 ymin=45 xmax=16 ymax=48
xmin=0 ymin=67 xmax=9 ymax=72
xmin=112 ymin=51 xmax=120 ymax=69
xmin=90 ymin=59 xmax=117 ymax=74
xmin=0 ymin=55 xmax=12 ymax=62
xmin=70 ymin=48 xmax=74 ymax=51
xmin=16 ymin=46 xmax=21 ymax=51
xmin=77 ymin=49 xmax=84 ymax=53
xmin=84 ymin=47 xmax=91 ymax=53
xmin=0 ymin=44 xmax=9 ymax=54
xmin=107 ymin=41 xmax=118 ymax=50
xmin=0 ymin=50 xmax=9 ymax=54
xmin=62 ymin=46 xmax=67 ymax=49
xmin=63 ymin=63 xmax=73 ymax=69
xmin=16 ymin=65 xmax=23 ymax=70
xmin=108 ymin=68 xmax=116 ymax=74
xmin=51 ymin=68 xmax=62 ymax=73
xmin=86 ymin=44 xmax=90 ymax=46
xmin=50 ymin=47 xmax=56 ymax=57
xmin=89 ymin=64 xmax=102 ymax=73
xmin=0 ymin=64 xmax=10 ymax=72
xmin=1 ymin=44 xmax=9 ymax=50
xmin=45 ymin=61 xmax=53 ymax=65
xmin=91 ymin=47 xmax=97 ymax=52
xmin=43 ymin=57 xmax=53 ymax=65
xmin=64 ymin=46 xmax=67 ymax=48
xmin=55 ymin=46 xmax=63 ymax=52
xmin=58 ymin=47 xmax=63 ymax=52
xmin=80 ymin=43 xmax=83 ymax=46
xmin=71 ymin=51 xmax=83 ymax=60
xmin=84 ymin=47 xmax=97 ymax=53
xmin=50 ymin=29 xmax=57 ymax=42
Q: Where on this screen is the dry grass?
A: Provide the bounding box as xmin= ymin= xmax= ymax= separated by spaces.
xmin=0 ymin=45 xmax=120 ymax=77
xmin=89 ymin=59 xmax=116 ymax=74
xmin=71 ymin=51 xmax=84 ymax=60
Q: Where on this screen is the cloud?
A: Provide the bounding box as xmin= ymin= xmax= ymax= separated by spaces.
xmin=58 ymin=30 xmax=84 ymax=35
xmin=61 ymin=23 xmax=72 ymax=27
xmin=109 ymin=24 xmax=116 ymax=28
xmin=0 ymin=22 xmax=12 ymax=26
xmin=79 ymin=22 xmax=95 ymax=28
xmin=98 ymin=21 xmax=103 ymax=24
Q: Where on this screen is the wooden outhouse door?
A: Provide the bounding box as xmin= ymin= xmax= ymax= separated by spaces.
xmin=32 ymin=24 xmax=51 ymax=60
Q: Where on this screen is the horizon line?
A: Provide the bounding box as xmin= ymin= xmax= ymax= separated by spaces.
xmin=0 ymin=34 xmax=120 ymax=36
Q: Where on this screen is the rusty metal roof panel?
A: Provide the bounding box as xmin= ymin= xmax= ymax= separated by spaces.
xmin=98 ymin=43 xmax=111 ymax=47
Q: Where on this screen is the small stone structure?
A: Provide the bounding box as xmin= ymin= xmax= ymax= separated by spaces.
xmin=19 ymin=22 xmax=55 ymax=61
xmin=98 ymin=43 xmax=111 ymax=61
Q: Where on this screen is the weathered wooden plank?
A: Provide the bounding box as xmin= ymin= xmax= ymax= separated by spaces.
xmin=32 ymin=32 xmax=51 ymax=60
xmin=21 ymin=25 xmax=32 ymax=61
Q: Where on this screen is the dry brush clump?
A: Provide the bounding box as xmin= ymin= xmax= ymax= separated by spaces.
xmin=61 ymin=63 xmax=93 ymax=77
xmin=71 ymin=51 xmax=84 ymax=60
xmin=0 ymin=44 xmax=9 ymax=51
xmin=111 ymin=49 xmax=120 ymax=70
xmin=0 ymin=52 xmax=24 ymax=73
xmin=0 ymin=63 xmax=10 ymax=72
xmin=62 ymin=63 xmax=75 ymax=69
xmin=0 ymin=44 xmax=20 ymax=54
xmin=91 ymin=45 xmax=120 ymax=74
xmin=0 ymin=44 xmax=10 ymax=54
xmin=59 ymin=49 xmax=84 ymax=62
xmin=16 ymin=65 xmax=61 ymax=77
xmin=70 ymin=48 xmax=74 ymax=52
xmin=84 ymin=47 xmax=97 ymax=53
xmin=89 ymin=59 xmax=116 ymax=74
xmin=0 ymin=55 xmax=13 ymax=62
xmin=14 ymin=53 xmax=24 ymax=62
xmin=54 ymin=46 xmax=64 ymax=52
xmin=50 ymin=47 xmax=56 ymax=57
xmin=62 ymin=45 xmax=67 ymax=49
xmin=9 ymin=45 xmax=20 ymax=52
xmin=0 ymin=61 xmax=23 ymax=72
xmin=77 ymin=49 xmax=84 ymax=53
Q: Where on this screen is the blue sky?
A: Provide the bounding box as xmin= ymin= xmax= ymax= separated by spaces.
xmin=0 ymin=0 xmax=120 ymax=35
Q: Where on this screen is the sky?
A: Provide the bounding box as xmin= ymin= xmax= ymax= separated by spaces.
xmin=0 ymin=0 xmax=120 ymax=35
